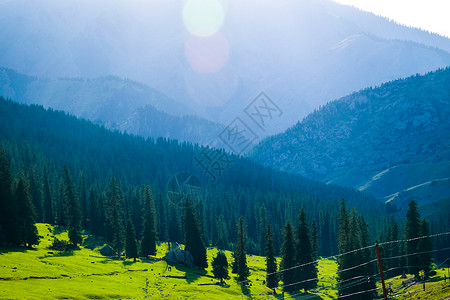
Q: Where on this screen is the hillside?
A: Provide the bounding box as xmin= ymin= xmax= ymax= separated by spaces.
xmin=0 ymin=68 xmax=224 ymax=146
xmin=1 ymin=224 xmax=449 ymax=299
xmin=250 ymin=68 xmax=450 ymax=217
xmin=1 ymin=0 xmax=450 ymax=134
xmin=0 ymin=96 xmax=383 ymax=257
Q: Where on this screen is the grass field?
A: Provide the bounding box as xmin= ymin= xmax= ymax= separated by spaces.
xmin=0 ymin=224 xmax=449 ymax=299
xmin=380 ymin=269 xmax=450 ymax=300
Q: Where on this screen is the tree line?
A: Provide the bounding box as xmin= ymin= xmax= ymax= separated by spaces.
xmin=0 ymin=97 xmax=446 ymax=300
xmin=0 ymin=96 xmax=388 ymax=257
xmin=0 ymin=146 xmax=442 ymax=300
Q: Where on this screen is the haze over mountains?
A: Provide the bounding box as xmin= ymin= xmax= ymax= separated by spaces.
xmin=250 ymin=68 xmax=450 ymax=218
xmin=1 ymin=0 xmax=449 ymax=219
xmin=1 ymin=0 xmax=450 ymax=136
xmin=0 ymin=68 xmax=224 ymax=145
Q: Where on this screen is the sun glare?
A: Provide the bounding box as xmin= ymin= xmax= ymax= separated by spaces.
xmin=182 ymin=0 xmax=225 ymax=37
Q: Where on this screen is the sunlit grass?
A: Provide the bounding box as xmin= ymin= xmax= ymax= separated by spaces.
xmin=380 ymin=268 xmax=450 ymax=300
xmin=0 ymin=224 xmax=449 ymax=299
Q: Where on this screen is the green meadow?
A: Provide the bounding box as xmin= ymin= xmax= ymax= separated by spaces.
xmin=0 ymin=224 xmax=448 ymax=299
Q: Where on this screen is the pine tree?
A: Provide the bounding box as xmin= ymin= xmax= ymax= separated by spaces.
xmin=155 ymin=191 xmax=167 ymax=242
xmin=62 ymin=166 xmax=82 ymax=246
xmin=183 ymin=198 xmax=207 ymax=268
xmin=233 ymin=216 xmax=250 ymax=282
xmin=405 ymin=200 xmax=421 ymax=276
xmin=168 ymin=200 xmax=182 ymax=243
xmin=78 ymin=173 xmax=88 ymax=229
xmin=88 ymin=187 xmax=100 ymax=235
xmin=337 ymin=200 xmax=351 ymax=271
xmin=320 ymin=211 xmax=332 ymax=256
xmin=107 ymin=194 xmax=124 ymax=257
xmin=129 ymin=188 xmax=143 ymax=238
xmin=42 ymin=165 xmax=54 ymax=224
xmin=388 ymin=220 xmax=401 ymax=277
xmin=358 ymin=216 xmax=374 ymax=276
xmin=28 ymin=166 xmax=43 ymax=222
xmin=391 ymin=221 xmax=400 ymax=268
xmin=417 ymin=219 xmax=433 ymax=274
xmin=210 ymin=208 xmax=218 ymax=247
xmin=15 ymin=178 xmax=39 ymax=248
xmin=265 ymin=222 xmax=278 ymax=293
xmin=125 ymin=218 xmax=138 ymax=262
xmin=216 ymin=214 xmax=229 ymax=250
xmin=0 ymin=148 xmax=19 ymax=245
xmin=357 ymin=215 xmax=377 ymax=298
xmin=97 ymin=193 xmax=107 ymax=237
xmin=280 ymin=220 xmax=296 ymax=292
xmin=258 ymin=205 xmax=268 ymax=256
xmin=337 ymin=201 xmax=362 ymax=299
xmin=295 ymin=208 xmax=317 ymax=291
xmin=311 ymin=220 xmax=319 ymax=260
xmin=212 ymin=251 xmax=229 ymax=284
xmin=141 ymin=185 xmax=157 ymax=256
xmin=105 ymin=177 xmax=123 ymax=242
xmin=56 ymin=182 xmax=64 ymax=226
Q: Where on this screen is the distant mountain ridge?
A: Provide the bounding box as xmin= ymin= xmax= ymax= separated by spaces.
xmin=0 ymin=68 xmax=224 ymax=145
xmin=249 ymin=68 xmax=450 ymax=217
xmin=1 ymin=0 xmax=450 ymax=135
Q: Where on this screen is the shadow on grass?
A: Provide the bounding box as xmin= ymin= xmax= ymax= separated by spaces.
xmin=239 ymin=281 xmax=251 ymax=296
xmin=54 ymin=250 xmax=75 ymax=256
xmin=175 ymin=264 xmax=205 ymax=284
xmin=98 ymin=259 xmax=117 ymax=264
xmin=0 ymin=247 xmax=27 ymax=255
xmin=37 ymin=250 xmax=75 ymax=259
xmin=122 ymin=260 xmax=138 ymax=266
xmin=139 ymin=257 xmax=158 ymax=264
xmin=232 ymin=277 xmax=252 ymax=296
xmin=427 ymin=275 xmax=448 ymax=283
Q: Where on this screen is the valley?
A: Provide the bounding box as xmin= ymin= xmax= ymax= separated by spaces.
xmin=0 ymin=0 xmax=449 ymax=299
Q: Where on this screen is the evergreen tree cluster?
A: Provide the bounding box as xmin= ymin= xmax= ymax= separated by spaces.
xmin=0 ymin=96 xmax=386 ymax=258
xmin=0 ymin=97 xmax=443 ymax=291
xmin=337 ymin=200 xmax=378 ymax=299
xmin=379 ymin=200 xmax=434 ymax=278
xmin=337 ymin=200 xmax=436 ymax=300
xmin=0 ymin=149 xmax=39 ymax=247
xmin=278 ymin=208 xmax=319 ymax=293
xmin=0 ymin=146 xmax=160 ymax=258
xmin=232 ymin=217 xmax=250 ymax=282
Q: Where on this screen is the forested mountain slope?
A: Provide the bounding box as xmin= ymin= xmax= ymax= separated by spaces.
xmin=250 ymin=68 xmax=450 ymax=217
xmin=0 ymin=97 xmax=383 ymax=256
xmin=1 ymin=0 xmax=450 ymax=134
xmin=0 ymin=68 xmax=224 ymax=145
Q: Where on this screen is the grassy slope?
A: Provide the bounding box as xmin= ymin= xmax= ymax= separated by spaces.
xmin=380 ymin=271 xmax=450 ymax=300
xmin=0 ymin=224 xmax=448 ymax=299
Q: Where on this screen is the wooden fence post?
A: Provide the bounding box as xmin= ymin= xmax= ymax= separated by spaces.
xmin=376 ymin=244 xmax=388 ymax=300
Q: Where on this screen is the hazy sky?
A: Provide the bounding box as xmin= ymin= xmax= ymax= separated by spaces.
xmin=334 ymin=0 xmax=450 ymax=38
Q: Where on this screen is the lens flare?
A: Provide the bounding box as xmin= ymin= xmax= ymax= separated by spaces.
xmin=183 ymin=0 xmax=225 ymax=37
xmin=184 ymin=32 xmax=229 ymax=73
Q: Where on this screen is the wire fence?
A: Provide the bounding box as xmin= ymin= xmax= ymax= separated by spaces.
xmin=182 ymin=231 xmax=450 ymax=299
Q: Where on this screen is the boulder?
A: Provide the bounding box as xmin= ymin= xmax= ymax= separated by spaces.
xmin=100 ymin=244 xmax=115 ymax=256
xmin=165 ymin=248 xmax=194 ymax=267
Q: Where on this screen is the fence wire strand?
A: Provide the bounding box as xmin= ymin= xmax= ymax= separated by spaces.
xmin=183 ymin=231 xmax=450 ymax=299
